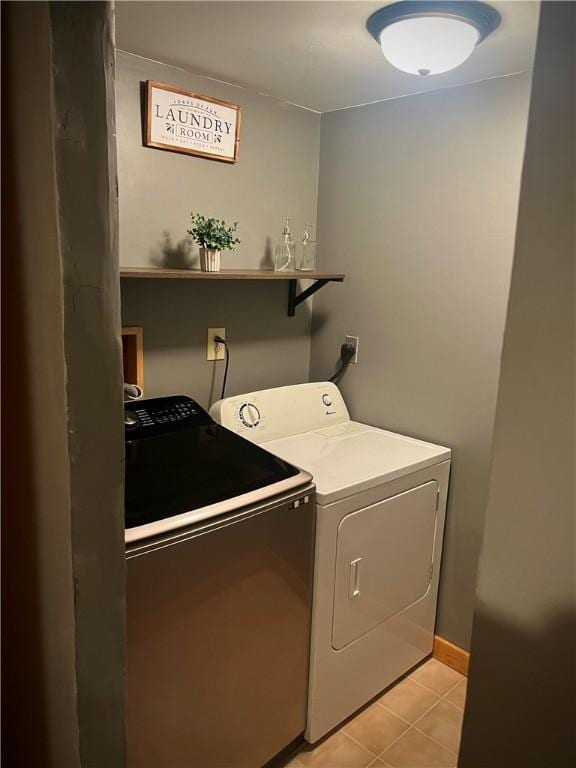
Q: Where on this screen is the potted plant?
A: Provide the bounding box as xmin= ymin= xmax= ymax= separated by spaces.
xmin=187 ymin=213 xmax=240 ymax=272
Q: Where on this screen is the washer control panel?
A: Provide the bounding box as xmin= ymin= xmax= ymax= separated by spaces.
xmin=134 ymin=400 xmax=199 ymax=426
xmin=125 ymin=395 xmax=209 ymax=438
xmin=210 ymin=382 xmax=349 ymax=444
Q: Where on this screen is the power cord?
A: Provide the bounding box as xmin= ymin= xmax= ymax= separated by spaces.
xmin=329 ymin=343 xmax=356 ymax=383
xmin=213 ymin=335 xmax=349 ymax=400
xmin=214 ymin=335 xmax=230 ymax=400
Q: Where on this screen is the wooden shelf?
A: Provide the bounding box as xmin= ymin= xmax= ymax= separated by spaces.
xmin=120 ymin=267 xmax=345 ymax=316
xmin=120 ymin=267 xmax=344 ymax=281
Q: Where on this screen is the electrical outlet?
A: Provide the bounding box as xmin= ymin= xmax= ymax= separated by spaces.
xmin=207 ymin=328 xmax=226 ymax=361
xmin=345 ymin=335 xmax=359 ymax=363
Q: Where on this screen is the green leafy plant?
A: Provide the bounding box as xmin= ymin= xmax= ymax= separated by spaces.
xmin=187 ymin=213 xmax=240 ymax=251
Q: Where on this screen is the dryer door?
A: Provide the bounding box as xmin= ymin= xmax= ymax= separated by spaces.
xmin=332 ymin=481 xmax=438 ymax=650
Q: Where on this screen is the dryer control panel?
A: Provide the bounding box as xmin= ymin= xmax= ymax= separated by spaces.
xmin=210 ymin=382 xmax=350 ymax=444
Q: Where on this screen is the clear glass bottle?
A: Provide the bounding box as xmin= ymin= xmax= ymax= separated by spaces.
xmin=297 ymin=223 xmax=318 ymax=272
xmin=274 ymin=217 xmax=296 ymax=272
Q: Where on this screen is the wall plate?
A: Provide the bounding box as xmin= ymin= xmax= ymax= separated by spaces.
xmin=345 ymin=335 xmax=359 ymax=363
xmin=207 ymin=328 xmax=226 ymax=361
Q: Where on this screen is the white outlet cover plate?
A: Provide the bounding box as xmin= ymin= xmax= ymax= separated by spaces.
xmin=207 ymin=328 xmax=226 ymax=361
xmin=345 ymin=335 xmax=359 ymax=363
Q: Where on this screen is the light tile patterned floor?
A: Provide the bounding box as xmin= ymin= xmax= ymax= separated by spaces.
xmin=289 ymin=659 xmax=467 ymax=768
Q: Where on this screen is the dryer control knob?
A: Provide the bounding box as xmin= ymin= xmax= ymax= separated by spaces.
xmin=322 ymin=393 xmax=333 ymax=407
xmin=239 ymin=403 xmax=261 ymax=428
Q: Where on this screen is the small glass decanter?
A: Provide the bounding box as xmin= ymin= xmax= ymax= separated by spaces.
xmin=296 ymin=223 xmax=317 ymax=272
xmin=274 ymin=217 xmax=296 ymax=272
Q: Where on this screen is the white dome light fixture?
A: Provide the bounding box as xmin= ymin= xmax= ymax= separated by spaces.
xmin=366 ymin=1 xmax=501 ymax=76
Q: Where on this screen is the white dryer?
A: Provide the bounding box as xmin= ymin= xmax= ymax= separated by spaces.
xmin=210 ymin=382 xmax=451 ymax=744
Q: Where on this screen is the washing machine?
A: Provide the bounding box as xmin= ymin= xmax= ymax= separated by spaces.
xmin=210 ymin=382 xmax=451 ymax=743
xmin=124 ymin=395 xmax=315 ymax=767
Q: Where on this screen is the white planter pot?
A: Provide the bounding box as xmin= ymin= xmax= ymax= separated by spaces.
xmin=199 ymin=248 xmax=221 ymax=272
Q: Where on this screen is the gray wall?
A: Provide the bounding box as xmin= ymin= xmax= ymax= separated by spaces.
xmin=117 ymin=51 xmax=320 ymax=405
xmin=2 ymin=3 xmax=80 ymax=764
xmin=121 ymin=278 xmax=314 ymax=407
xmin=460 ymin=3 xmax=575 ymax=765
xmin=51 ymin=4 xmax=126 ymax=765
xmin=2 ymin=2 xmax=125 ymax=766
xmin=310 ymin=73 xmax=533 ymax=650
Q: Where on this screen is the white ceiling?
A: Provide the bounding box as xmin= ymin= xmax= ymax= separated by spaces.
xmin=115 ymin=1 xmax=540 ymax=112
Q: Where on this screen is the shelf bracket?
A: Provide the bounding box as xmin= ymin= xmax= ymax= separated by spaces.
xmin=288 ymin=278 xmax=335 ymax=317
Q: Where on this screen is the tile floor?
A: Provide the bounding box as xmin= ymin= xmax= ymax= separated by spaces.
xmin=289 ymin=659 xmax=467 ymax=768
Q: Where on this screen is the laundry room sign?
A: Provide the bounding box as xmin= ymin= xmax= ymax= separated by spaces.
xmin=145 ymin=81 xmax=241 ymax=163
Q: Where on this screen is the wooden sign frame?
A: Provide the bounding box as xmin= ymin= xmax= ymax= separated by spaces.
xmin=145 ymin=80 xmax=241 ymax=163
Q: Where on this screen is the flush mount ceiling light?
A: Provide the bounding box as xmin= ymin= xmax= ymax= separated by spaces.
xmin=366 ymin=1 xmax=501 ymax=76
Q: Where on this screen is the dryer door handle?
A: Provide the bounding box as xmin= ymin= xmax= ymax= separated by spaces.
xmin=349 ymin=557 xmax=362 ymax=599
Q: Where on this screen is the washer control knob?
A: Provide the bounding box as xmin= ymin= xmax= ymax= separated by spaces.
xmin=239 ymin=403 xmax=261 ymax=428
xmin=322 ymin=393 xmax=333 ymax=407
xmin=124 ymin=411 xmax=139 ymax=429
